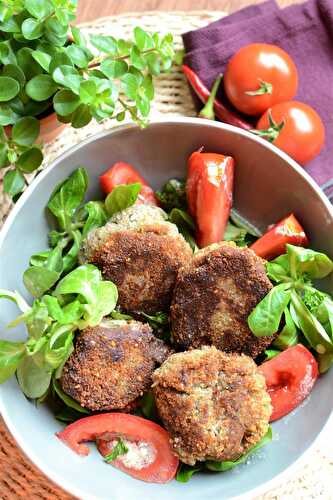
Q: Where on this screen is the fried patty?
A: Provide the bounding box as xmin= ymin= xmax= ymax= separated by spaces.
xmin=153 ymin=346 xmax=271 ymax=465
xmin=171 ymin=242 xmax=274 ymax=358
xmin=60 ymin=320 xmax=171 ymax=411
xmin=79 ymin=205 xmax=192 ymax=315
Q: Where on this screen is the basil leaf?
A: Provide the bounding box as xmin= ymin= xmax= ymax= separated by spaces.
xmin=176 ymin=463 xmax=203 ymax=483
xmin=287 ymin=244 xmax=333 ymax=279
xmin=17 ymin=355 xmax=52 ymax=398
xmin=290 ymin=291 xmax=333 ymax=354
xmin=248 ymin=283 xmax=291 ymax=337
xmin=53 ymin=378 xmax=90 ymax=414
xmin=105 ymin=183 xmax=141 ymax=216
xmin=23 ymin=266 xmax=60 ymax=298
xmin=206 ymin=426 xmax=272 ymax=472
xmin=0 ymin=340 xmax=26 ymax=383
xmin=273 ymin=306 xmax=298 ymax=350
xmin=55 ymin=406 xmax=89 ymax=423
xmin=105 ymin=438 xmax=128 ymax=462
xmin=82 ymin=201 xmax=108 ymax=238
xmin=47 ymin=167 xmax=88 ymax=230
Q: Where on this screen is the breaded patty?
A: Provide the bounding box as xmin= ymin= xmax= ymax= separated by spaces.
xmin=79 ymin=205 xmax=192 ymax=315
xmin=61 ymin=320 xmax=171 ymax=411
xmin=153 ymin=346 xmax=271 ymax=465
xmin=171 ymin=242 xmax=274 ymax=357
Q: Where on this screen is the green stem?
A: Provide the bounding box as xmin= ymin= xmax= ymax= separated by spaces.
xmin=88 ymin=47 xmax=158 ymax=69
xmin=250 ymin=110 xmax=285 ymax=143
xmin=198 ymin=74 xmax=222 ymax=120
xmin=245 ymin=79 xmax=273 ymax=96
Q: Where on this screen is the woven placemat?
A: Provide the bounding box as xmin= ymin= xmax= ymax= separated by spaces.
xmin=0 ymin=10 xmax=332 ymax=500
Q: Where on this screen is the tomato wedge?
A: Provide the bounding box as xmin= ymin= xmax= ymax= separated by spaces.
xmin=259 ymin=344 xmax=318 ymax=422
xmin=56 ymin=413 xmax=178 ymax=483
xmin=186 ymin=151 xmax=234 ymax=248
xmin=250 ymin=214 xmax=308 ymax=260
xmin=100 ymin=162 xmax=159 ymax=206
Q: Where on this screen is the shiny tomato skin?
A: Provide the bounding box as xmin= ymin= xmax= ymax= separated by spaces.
xmin=257 ymin=101 xmax=325 ymax=165
xmin=100 ymin=162 xmax=159 ymax=205
xmin=250 ymin=213 xmax=308 ymax=260
xmin=259 ymin=345 xmax=319 ymax=422
xmin=224 ymin=43 xmax=298 ymax=116
xmin=57 ymin=413 xmax=179 ymax=483
xmin=186 ymin=152 xmax=234 ymax=248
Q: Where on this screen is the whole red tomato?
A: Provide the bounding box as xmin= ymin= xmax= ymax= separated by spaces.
xmin=256 ymin=101 xmax=325 ymax=165
xmin=224 ymin=43 xmax=298 ymax=116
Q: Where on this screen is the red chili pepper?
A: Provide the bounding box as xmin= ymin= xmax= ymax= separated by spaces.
xmin=250 ymin=213 xmax=309 ymax=260
xmin=182 ymin=64 xmax=252 ymax=130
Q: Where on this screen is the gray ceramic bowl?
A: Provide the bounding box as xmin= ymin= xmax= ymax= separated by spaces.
xmin=0 ymin=118 xmax=332 ymax=500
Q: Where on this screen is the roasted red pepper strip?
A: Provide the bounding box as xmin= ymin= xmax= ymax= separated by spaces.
xmin=259 ymin=345 xmax=318 ymax=421
xmin=250 ymin=214 xmax=308 ymax=260
xmin=187 ymin=151 xmax=234 ymax=248
xmin=57 ymin=413 xmax=179 ymax=483
xmin=100 ymin=162 xmax=159 ymax=206
xmin=182 ymin=64 xmax=252 ymax=130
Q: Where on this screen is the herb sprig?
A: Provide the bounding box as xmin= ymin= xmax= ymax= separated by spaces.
xmin=248 ymin=244 xmax=333 ymax=372
xmin=0 ymin=0 xmax=175 ymax=198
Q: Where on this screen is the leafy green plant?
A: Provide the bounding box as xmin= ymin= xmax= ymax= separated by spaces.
xmin=248 ymin=244 xmax=333 ymax=372
xmin=0 ymin=0 xmax=175 ymax=197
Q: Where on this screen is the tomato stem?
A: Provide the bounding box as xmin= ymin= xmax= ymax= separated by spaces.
xmin=251 ymin=110 xmax=285 ymax=143
xmin=245 ymin=78 xmax=273 ymax=96
xmin=198 ymin=74 xmax=222 ymax=120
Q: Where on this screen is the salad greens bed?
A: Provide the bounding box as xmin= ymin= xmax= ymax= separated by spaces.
xmin=0 ymin=167 xmax=333 ymax=480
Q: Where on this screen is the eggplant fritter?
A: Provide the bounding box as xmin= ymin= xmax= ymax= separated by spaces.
xmin=60 ymin=320 xmax=171 ymax=411
xmin=153 ymin=346 xmax=271 ymax=465
xmin=79 ymin=204 xmax=192 ymax=315
xmin=171 ymin=242 xmax=274 ymax=357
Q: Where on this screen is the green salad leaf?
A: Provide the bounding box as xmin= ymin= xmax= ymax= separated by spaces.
xmin=155 ymin=178 xmax=186 ymax=211
xmin=248 ymin=283 xmax=291 ymax=337
xmin=168 ymin=208 xmax=198 ymax=253
xmin=47 ymin=167 xmax=88 ymax=231
xmin=0 ymin=264 xmax=118 ymax=398
xmin=249 ymin=245 xmax=333 ymax=371
xmin=105 ymin=182 xmax=141 ymax=217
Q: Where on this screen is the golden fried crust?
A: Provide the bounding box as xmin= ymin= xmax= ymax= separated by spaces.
xmin=60 ymin=321 xmax=171 ymax=411
xmin=152 ymin=346 xmax=272 ymax=465
xmin=87 ymin=224 xmax=192 ymax=315
xmin=171 ymin=243 xmax=274 ymax=357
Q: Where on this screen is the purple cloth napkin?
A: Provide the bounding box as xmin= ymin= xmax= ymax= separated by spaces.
xmin=182 ymin=0 xmax=333 ymax=194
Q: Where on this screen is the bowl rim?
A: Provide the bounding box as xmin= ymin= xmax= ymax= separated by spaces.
xmin=0 ymin=117 xmax=332 ymax=500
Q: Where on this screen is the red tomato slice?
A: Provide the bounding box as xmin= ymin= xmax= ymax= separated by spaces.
xmin=186 ymin=151 xmax=234 ymax=248
xmin=100 ymin=162 xmax=159 ymax=206
xmin=259 ymin=344 xmax=318 ymax=422
xmin=250 ymin=213 xmax=308 ymax=260
xmin=56 ymin=413 xmax=178 ymax=483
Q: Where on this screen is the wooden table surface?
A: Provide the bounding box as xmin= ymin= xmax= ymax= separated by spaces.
xmin=77 ymin=0 xmax=298 ymax=23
